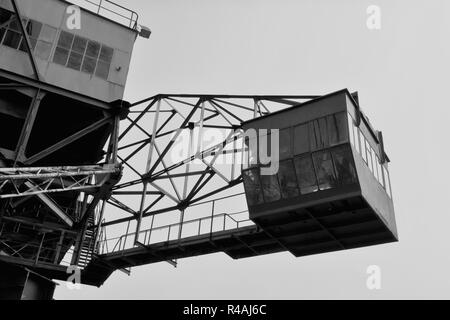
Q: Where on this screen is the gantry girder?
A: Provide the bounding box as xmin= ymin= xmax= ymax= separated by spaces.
xmin=1 ymin=90 xmax=325 ymax=286
xmin=0 ymin=165 xmax=120 ymax=199
xmin=96 ymin=94 xmax=319 ymax=261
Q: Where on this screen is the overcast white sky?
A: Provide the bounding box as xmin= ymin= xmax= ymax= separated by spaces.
xmin=56 ymin=0 xmax=450 ymax=299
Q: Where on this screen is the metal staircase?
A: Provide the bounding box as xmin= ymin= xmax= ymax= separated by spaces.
xmin=77 ymin=214 xmax=97 ymax=269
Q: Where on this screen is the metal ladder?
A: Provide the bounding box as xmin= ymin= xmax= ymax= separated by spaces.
xmin=77 ymin=214 xmax=97 ymax=269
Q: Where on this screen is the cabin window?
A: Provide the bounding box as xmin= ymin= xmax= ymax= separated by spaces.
xmin=32 ymin=24 xmax=56 ymax=60
xmin=0 ymin=7 xmax=13 ymax=25
xmin=2 ymin=16 xmax=22 ymax=49
xmin=0 ymin=16 xmax=7 ymax=44
xmin=371 ymin=148 xmax=377 ymax=176
xmin=331 ymin=146 xmax=357 ymax=185
xmin=83 ymin=41 xmax=101 ymax=73
xmin=96 ymin=45 xmax=114 ymax=79
xmin=247 ymin=134 xmax=258 ymax=168
xmin=354 ymin=125 xmax=360 ymax=154
xmin=294 ymin=123 xmax=309 ymax=155
xmin=68 ymin=36 xmax=87 ymax=71
xmin=312 ymin=151 xmax=338 ymax=191
xmin=53 ymin=30 xmax=114 ymax=79
xmin=374 ymin=155 xmax=381 ymax=183
xmin=18 ymin=20 xmax=41 ymax=52
xmin=366 ymin=140 xmax=374 ymax=173
xmin=67 ymin=50 xmax=83 ymax=71
xmin=359 ymin=131 xmax=368 ymax=164
xmin=279 ymin=128 xmax=292 ymax=160
xmin=53 ymin=31 xmax=73 ymax=65
xmin=277 ymin=160 xmax=299 ymax=199
xmin=2 ymin=27 xmax=21 ymax=49
xmin=310 ymin=118 xmax=329 ymax=151
xmin=0 ymin=9 xmax=57 ymax=62
xmin=328 ymin=112 xmax=349 ymax=146
xmin=242 ymin=169 xmax=264 ymax=206
xmin=348 ymin=114 xmax=356 ymax=147
xmin=242 ymin=136 xmax=249 ymax=169
xmin=383 ymin=165 xmax=392 ymax=198
xmin=294 ymin=155 xmax=319 ymax=195
xmin=39 ymin=24 xmax=57 ymax=42
xmin=260 ymin=174 xmax=282 ymax=203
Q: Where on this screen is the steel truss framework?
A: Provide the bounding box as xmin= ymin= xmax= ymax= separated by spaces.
xmin=0 ymin=92 xmax=323 ymax=276
xmin=0 ymin=0 xmax=325 ymax=272
xmin=0 ymin=164 xmax=120 ymax=199
xmin=0 ymin=0 xmax=124 ymax=270
xmin=104 ymin=94 xmax=319 ymax=251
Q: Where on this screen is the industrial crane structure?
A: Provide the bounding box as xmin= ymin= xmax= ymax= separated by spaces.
xmin=0 ymin=0 xmax=397 ymax=300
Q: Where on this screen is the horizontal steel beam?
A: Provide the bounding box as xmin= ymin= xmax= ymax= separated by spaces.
xmin=0 ymin=68 xmax=112 ymax=110
xmin=25 ymin=181 xmax=74 ymax=227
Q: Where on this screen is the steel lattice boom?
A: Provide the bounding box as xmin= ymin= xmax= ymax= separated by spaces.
xmin=0 ymin=165 xmax=120 ymax=199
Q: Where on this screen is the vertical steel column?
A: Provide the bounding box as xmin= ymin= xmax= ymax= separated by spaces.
xmin=177 ymin=209 xmax=185 ymax=240
xmin=209 ymin=200 xmax=215 ymax=237
xmin=10 ymin=0 xmax=41 ymax=81
xmin=106 ymin=115 xmax=121 ymax=164
xmin=53 ymin=231 xmax=65 ymax=264
xmin=134 ymin=98 xmax=161 ymax=244
xmin=35 ymin=233 xmax=45 ymax=264
xmin=178 ymin=123 xmax=196 ymax=240
xmin=15 ymin=90 xmax=44 ymax=164
xmin=93 ymin=200 xmax=106 ymax=252
xmin=97 ymin=0 xmax=103 ymax=14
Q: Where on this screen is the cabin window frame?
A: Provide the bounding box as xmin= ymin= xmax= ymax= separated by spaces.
xmin=53 ymin=30 xmax=115 ymax=80
xmin=0 ymin=9 xmax=57 ymax=62
xmin=277 ymin=159 xmax=300 ymax=199
xmin=242 ymin=167 xmax=265 ymax=206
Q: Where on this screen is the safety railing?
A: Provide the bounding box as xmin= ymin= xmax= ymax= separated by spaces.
xmin=0 ymin=238 xmax=76 ymax=268
xmin=98 ymin=212 xmax=255 ymax=255
xmin=70 ymin=0 xmax=139 ymax=29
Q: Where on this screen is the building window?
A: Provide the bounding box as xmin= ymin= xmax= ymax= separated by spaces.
xmin=260 ymin=174 xmax=281 ymax=203
xmin=312 ymin=150 xmax=338 ymax=191
xmin=243 ymin=134 xmax=258 ymax=168
xmin=294 ymin=155 xmax=319 ymax=195
xmin=33 ymin=24 xmax=56 ymax=60
xmin=382 ymin=165 xmax=392 ymax=198
xmin=294 ymin=123 xmax=309 ymax=155
xmin=297 ymin=113 xmax=350 ymax=154
xmin=242 ymin=169 xmax=264 ymax=206
xmin=360 ymin=131 xmax=368 ymax=164
xmin=279 ymin=128 xmax=292 ymax=160
xmin=310 ymin=117 xmax=329 ymax=151
xmin=366 ymin=140 xmax=373 ymax=173
xmin=1 ymin=15 xmax=22 ymax=49
xmin=96 ymin=45 xmax=114 ymax=79
xmin=0 ymin=9 xmax=57 ymax=61
xmin=328 ymin=112 xmax=349 ymax=146
xmin=277 ymin=160 xmax=299 ymax=199
xmin=354 ymin=125 xmax=361 ymax=154
xmin=348 ymin=114 xmax=356 ymax=147
xmin=331 ymin=145 xmax=357 ymax=185
xmin=53 ymin=30 xmax=114 ymax=80
xmin=18 ymin=20 xmax=41 ymax=51
xmin=374 ymin=153 xmax=380 ymax=182
xmin=0 ymin=6 xmax=13 ymax=26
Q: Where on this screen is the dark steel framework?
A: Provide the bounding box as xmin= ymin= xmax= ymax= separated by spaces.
xmin=103 ymin=94 xmax=319 ymax=248
xmin=1 ymin=86 xmax=319 ymax=282
xmin=0 ymin=0 xmax=326 ymax=286
xmin=0 ymin=0 xmax=124 ymax=278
